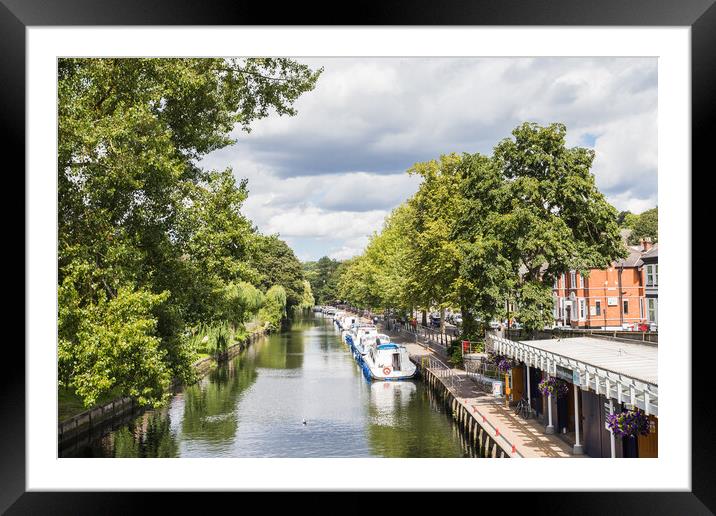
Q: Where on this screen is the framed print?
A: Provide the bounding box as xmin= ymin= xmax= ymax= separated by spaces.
xmin=5 ymin=0 xmax=713 ymax=512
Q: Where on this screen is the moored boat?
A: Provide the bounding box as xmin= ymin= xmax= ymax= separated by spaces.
xmin=338 ymin=314 xmax=357 ymax=332
xmin=347 ymin=324 xmax=378 ymax=358
xmin=360 ymin=342 xmax=417 ymax=381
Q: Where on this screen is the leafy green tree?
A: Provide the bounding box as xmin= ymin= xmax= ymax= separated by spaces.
xmin=58 ymin=58 xmax=321 ymax=408
xmin=58 ymin=282 xmax=172 ymax=407
xmin=259 ymin=285 xmax=289 ymax=331
xmin=458 ymin=122 xmax=626 ymax=332
xmin=307 ymin=256 xmax=341 ymax=304
xmin=220 ymin=281 xmax=265 ymax=331
xmin=617 ymin=210 xmax=637 ymax=228
xmin=337 ymin=256 xmax=380 ymax=310
xmin=323 ymin=259 xmax=348 ymax=304
xmin=407 ymin=154 xmax=465 ymax=332
xmin=298 ymin=280 xmax=315 ymax=310
xmin=251 ymin=234 xmax=306 ymax=311
xmin=628 ymin=207 xmax=658 ymax=244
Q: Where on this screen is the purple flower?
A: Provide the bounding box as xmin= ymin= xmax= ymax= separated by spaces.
xmin=538 ymin=377 xmax=569 ymax=399
xmin=606 ymin=408 xmax=650 ymax=438
xmin=487 ymin=353 xmax=514 ymax=372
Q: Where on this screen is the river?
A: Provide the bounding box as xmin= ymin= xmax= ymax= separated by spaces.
xmin=65 ymin=313 xmax=476 ymax=458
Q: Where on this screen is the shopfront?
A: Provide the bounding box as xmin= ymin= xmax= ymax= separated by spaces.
xmin=487 ymin=333 xmax=658 ymax=458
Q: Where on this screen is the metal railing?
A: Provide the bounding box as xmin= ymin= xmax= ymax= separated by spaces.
xmin=419 ymin=353 xmax=462 ymax=392
xmin=384 ymin=318 xmax=459 ymax=349
xmin=505 ymin=327 xmax=658 ymax=344
xmin=421 ymin=353 xmax=523 ymax=458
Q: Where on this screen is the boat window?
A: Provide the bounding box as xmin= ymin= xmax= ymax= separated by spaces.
xmin=392 ymin=353 xmax=401 ymax=371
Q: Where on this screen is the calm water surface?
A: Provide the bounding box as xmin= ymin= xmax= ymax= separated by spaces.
xmin=67 ymin=314 xmax=475 ymax=458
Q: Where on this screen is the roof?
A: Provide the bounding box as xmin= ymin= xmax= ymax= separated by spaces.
xmin=641 ymin=243 xmax=658 ymax=262
xmin=614 ymin=246 xmax=644 ymax=268
xmin=517 ymin=336 xmax=657 ymax=385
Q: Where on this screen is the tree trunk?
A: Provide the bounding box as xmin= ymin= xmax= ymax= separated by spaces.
xmin=460 ymin=295 xmax=477 ymax=339
xmin=421 ymin=309 xmax=428 ymax=326
xmin=440 ymin=306 xmax=446 ymax=334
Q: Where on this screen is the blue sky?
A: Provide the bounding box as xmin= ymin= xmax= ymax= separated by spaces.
xmin=199 ymin=57 xmax=657 ymax=262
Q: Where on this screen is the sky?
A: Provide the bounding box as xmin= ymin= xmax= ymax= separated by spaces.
xmin=199 ymin=57 xmax=657 ymax=262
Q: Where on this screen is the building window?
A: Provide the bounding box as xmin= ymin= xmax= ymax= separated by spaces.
xmin=595 ymin=300 xmax=601 ymax=316
xmin=570 ymin=271 xmax=576 ymax=288
xmin=623 ymin=300 xmax=629 ymax=314
xmin=579 ymin=299 xmax=586 ymax=320
xmin=579 ymin=274 xmax=584 ymax=289
xmin=646 ymin=264 xmax=658 ymax=287
xmin=647 ymin=298 xmax=658 ymax=323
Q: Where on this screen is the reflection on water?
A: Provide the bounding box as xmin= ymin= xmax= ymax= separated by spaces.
xmin=67 ymin=314 xmax=474 ymax=458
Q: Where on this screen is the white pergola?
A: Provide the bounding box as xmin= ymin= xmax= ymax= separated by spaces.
xmin=487 ymin=334 xmax=658 ymax=416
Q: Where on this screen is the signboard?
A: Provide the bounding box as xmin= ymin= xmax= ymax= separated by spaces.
xmin=607 ymin=297 xmax=618 ymax=306
xmin=589 ymin=306 xmax=597 ymax=316
xmin=556 ymin=365 xmax=573 ymax=382
xmin=492 ymin=381 xmax=502 ymax=397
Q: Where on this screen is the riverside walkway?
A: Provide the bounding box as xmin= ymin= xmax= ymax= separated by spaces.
xmin=362 ymin=314 xmax=580 ymax=458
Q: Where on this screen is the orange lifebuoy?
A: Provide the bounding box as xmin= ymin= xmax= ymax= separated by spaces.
xmin=383 ymin=367 xmax=391 ymax=375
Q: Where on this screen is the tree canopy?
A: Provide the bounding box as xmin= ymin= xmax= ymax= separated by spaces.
xmin=627 ymin=207 xmax=658 ymax=244
xmin=339 ymin=122 xmax=626 ymax=336
xmin=58 ymin=58 xmax=321 ymax=408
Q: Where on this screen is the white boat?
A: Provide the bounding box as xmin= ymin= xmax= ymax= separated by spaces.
xmin=345 ymin=324 xmax=376 ymax=356
xmin=353 ymin=327 xmax=382 ymax=357
xmin=360 ymin=341 xmax=417 ymax=381
xmin=338 ymin=314 xmax=357 ymax=332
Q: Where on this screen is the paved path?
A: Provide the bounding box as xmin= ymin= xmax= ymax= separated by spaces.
xmin=454 ymin=391 xmax=581 ymax=458
xmin=376 ymin=316 xmax=582 ymax=458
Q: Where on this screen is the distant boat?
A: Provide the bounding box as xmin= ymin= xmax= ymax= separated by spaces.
xmin=337 ymin=314 xmax=356 ymax=332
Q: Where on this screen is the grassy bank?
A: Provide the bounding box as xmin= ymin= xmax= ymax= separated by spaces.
xmin=58 ymin=386 xmax=125 ymax=422
xmin=58 ymin=317 xmax=267 ymax=423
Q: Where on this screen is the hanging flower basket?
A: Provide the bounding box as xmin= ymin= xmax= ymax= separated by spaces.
xmin=486 ymin=353 xmax=514 ymax=373
xmin=605 ymin=408 xmax=650 ymax=438
xmin=538 ymin=376 xmax=569 ymax=398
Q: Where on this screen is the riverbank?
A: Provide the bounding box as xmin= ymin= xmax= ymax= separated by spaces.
xmin=339 ymin=308 xmax=580 ymax=458
xmin=58 ymin=324 xmax=270 ymax=450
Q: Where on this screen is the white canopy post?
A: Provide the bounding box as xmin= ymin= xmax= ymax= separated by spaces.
xmin=573 ymin=383 xmax=583 ymax=455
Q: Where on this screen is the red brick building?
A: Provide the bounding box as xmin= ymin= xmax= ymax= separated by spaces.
xmin=552 ymin=237 xmax=656 ymax=330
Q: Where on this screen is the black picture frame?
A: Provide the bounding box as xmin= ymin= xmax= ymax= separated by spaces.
xmin=4 ymin=0 xmax=711 ymax=513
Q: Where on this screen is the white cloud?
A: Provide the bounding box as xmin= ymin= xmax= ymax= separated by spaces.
xmin=199 ymin=57 xmax=658 ymax=260
xmin=329 ymin=237 xmax=371 ymax=261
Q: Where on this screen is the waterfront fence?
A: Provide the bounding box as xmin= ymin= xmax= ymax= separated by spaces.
xmin=384 ymin=317 xmax=459 ymax=349
xmin=505 ymin=327 xmax=658 ymax=344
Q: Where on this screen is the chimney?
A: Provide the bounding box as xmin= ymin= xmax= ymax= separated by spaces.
xmin=641 ymin=237 xmax=652 ymax=252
